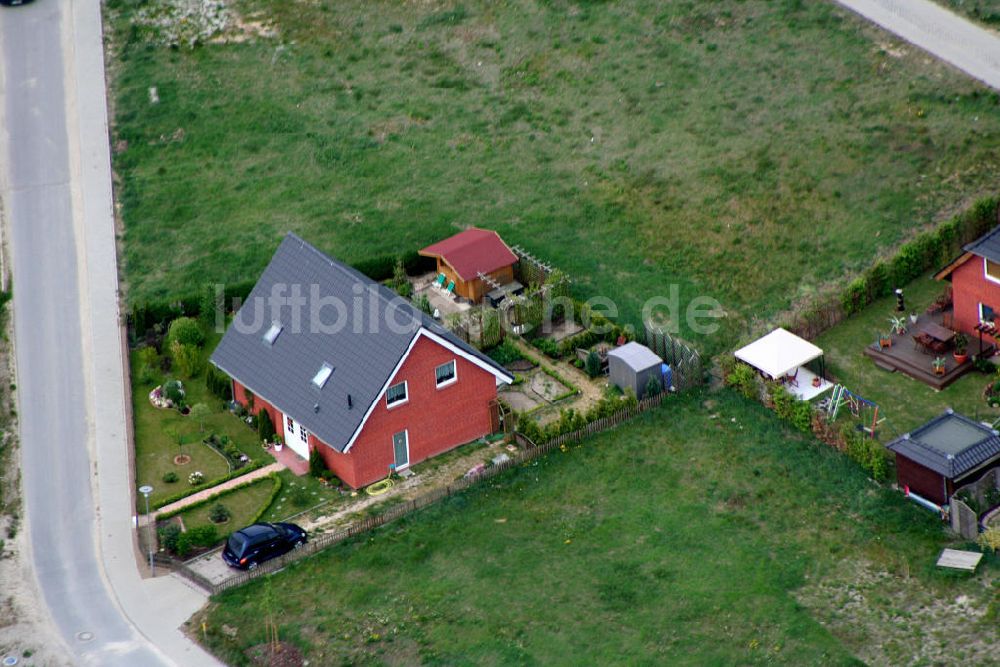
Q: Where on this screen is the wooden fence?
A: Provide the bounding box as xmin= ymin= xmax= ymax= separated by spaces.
xmin=642 ymin=325 xmax=704 ymax=391
xmin=165 ymin=390 xmax=669 ymax=595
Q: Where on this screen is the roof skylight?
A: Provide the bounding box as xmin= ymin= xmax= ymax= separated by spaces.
xmin=263 ymin=321 xmax=283 ymax=345
xmin=312 ymin=363 xmax=334 ymax=389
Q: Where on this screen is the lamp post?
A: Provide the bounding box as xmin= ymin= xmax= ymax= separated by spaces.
xmin=895 ymin=288 xmax=905 ymax=313
xmin=139 ymin=485 xmax=154 ymax=575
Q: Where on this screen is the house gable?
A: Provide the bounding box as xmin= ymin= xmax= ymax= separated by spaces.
xmin=319 ymin=334 xmax=504 ymax=486
xmin=342 ymin=327 xmax=513 ymax=453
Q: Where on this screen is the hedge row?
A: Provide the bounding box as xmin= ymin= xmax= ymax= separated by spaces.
xmin=841 ymin=196 xmax=999 ymax=316
xmin=779 ymin=196 xmax=999 ymax=342
xmin=151 ymin=458 xmax=270 ymax=511
xmin=157 ymin=473 xmax=281 ymax=521
xmin=128 ymin=252 xmax=437 ymax=333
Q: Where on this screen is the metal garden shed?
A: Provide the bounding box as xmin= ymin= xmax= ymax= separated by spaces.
xmin=608 ymin=342 xmax=664 ymax=399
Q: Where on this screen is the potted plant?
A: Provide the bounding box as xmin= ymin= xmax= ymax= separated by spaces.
xmin=273 ymin=436 xmax=284 ymax=453
xmin=878 ymin=331 xmax=892 ymax=349
xmin=910 ymin=311 xmax=919 ymax=325
xmin=889 ymin=315 xmax=907 ymax=336
xmin=932 ymin=357 xmax=946 ymax=375
xmin=953 ymin=333 xmax=969 ymax=363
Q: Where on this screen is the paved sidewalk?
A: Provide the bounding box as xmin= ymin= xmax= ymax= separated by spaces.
xmin=67 ymin=1 xmax=222 ymax=665
xmin=152 ymin=463 xmax=284 ymax=519
xmin=836 ymin=0 xmax=1000 ymax=90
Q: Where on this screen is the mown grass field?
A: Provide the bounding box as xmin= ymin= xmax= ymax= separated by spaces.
xmin=196 ymin=392 xmax=996 ymax=665
xmin=107 ymin=0 xmax=1000 ymax=349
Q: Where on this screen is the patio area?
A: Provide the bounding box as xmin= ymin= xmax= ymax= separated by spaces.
xmin=862 ymin=310 xmax=981 ymax=390
xmin=412 ymin=271 xmax=472 ymax=318
xmin=734 ymin=328 xmax=833 ymax=402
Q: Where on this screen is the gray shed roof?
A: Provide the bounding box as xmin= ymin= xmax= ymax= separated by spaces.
xmin=886 ymin=410 xmax=1000 ymax=478
xmin=964 ymin=225 xmax=1000 ymax=264
xmin=210 ymin=233 xmax=512 ymax=452
xmin=607 ymin=342 xmax=662 ymax=372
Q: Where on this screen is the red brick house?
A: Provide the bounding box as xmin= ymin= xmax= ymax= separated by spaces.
xmin=886 ymin=410 xmax=1000 ymax=505
xmin=211 ymin=233 xmax=513 ymax=488
xmin=419 ymin=228 xmax=518 ymax=303
xmin=935 ymin=225 xmax=1000 ymax=346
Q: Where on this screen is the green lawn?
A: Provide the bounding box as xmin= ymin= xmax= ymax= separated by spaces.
xmin=132 ymin=331 xmax=273 ymax=508
xmin=106 ymin=0 xmax=1000 ymax=350
xmin=935 ymin=0 xmax=1000 ymax=25
xmin=815 ymin=272 xmax=1000 ymax=434
xmin=171 ymin=475 xmax=279 ymax=535
xmin=196 ymin=392 xmax=993 ymax=665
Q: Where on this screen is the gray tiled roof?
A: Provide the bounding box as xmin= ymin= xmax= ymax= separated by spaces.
xmin=607 ymin=342 xmax=662 ymax=372
xmin=886 ymin=411 xmax=1000 ymax=478
xmin=210 ymin=233 xmax=512 ymax=452
xmin=964 ymin=225 xmax=1000 ymax=264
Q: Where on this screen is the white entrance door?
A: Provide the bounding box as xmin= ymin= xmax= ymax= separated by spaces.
xmin=283 ymin=415 xmax=309 ymax=460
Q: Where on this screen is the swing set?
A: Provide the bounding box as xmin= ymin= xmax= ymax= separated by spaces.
xmin=824 ymin=384 xmax=884 ymax=439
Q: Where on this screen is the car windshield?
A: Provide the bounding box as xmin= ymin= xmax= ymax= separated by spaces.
xmin=227 ymin=532 xmax=249 ymax=555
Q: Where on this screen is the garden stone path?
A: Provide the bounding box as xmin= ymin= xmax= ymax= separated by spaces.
xmin=148 ymin=462 xmax=284 ymax=522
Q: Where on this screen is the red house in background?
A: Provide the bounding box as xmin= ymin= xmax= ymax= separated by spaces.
xmin=936 ymin=225 xmax=1000 ymax=349
xmin=210 ymin=233 xmax=513 ymax=489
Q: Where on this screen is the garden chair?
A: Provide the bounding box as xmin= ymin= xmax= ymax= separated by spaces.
xmin=434 ymin=273 xmax=446 ymax=289
xmin=784 ymin=368 xmax=799 ymax=387
xmin=445 ymin=280 xmax=456 ymax=297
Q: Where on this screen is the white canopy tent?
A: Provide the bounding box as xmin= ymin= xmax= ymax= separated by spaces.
xmin=735 ymin=327 xmax=825 ymax=384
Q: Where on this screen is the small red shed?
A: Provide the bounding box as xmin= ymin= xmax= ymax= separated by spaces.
xmin=419 ymin=228 xmax=518 ymax=302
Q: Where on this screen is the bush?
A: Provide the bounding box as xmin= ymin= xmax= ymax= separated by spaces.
xmin=170 ymin=340 xmax=203 ymax=378
xmin=166 ymin=316 xmax=206 ymax=348
xmin=979 ymin=527 xmax=1000 ymax=554
xmin=209 ymin=503 xmax=231 ymax=523
xmin=845 ymin=429 xmax=889 ymax=481
xmin=188 ymin=471 xmax=204 ymax=486
xmin=136 ymin=346 xmax=160 ymax=384
xmin=309 ymin=447 xmax=326 ymax=478
xmin=158 ymin=524 xmax=182 ymax=552
xmin=162 ymin=379 xmax=185 ymax=405
xmin=205 ymin=366 xmax=233 ymax=401
xmin=530 ymin=336 xmax=560 ymax=359
xmin=644 ymin=374 xmax=662 ymax=399
xmin=175 ymin=532 xmax=193 ymax=558
xmin=257 ymin=409 xmax=275 ymax=443
xmin=585 ymin=350 xmax=602 ymax=378
xmin=486 ymin=339 xmax=525 ymax=366
xmin=726 ymin=363 xmax=758 ymax=400
xmin=187 ymin=525 xmax=219 ymax=548
xmin=517 ymin=416 xmax=545 ymax=444
xmin=162 ymin=471 xmax=179 ymax=484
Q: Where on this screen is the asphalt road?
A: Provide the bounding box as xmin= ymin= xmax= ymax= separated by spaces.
xmin=0 ymin=2 xmax=212 ymax=665
xmin=836 ymin=0 xmax=1000 ymax=90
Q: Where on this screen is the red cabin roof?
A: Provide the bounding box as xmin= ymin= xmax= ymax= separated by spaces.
xmin=419 ymin=228 xmax=518 ymax=281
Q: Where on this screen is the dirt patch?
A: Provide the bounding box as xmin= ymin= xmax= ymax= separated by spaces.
xmin=174 ymin=454 xmax=192 ymax=465
xmin=244 ymin=641 xmax=303 ymax=667
xmin=796 ymin=558 xmax=998 ymax=665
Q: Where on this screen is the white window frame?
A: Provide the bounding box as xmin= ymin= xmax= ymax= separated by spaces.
xmin=435 ymin=359 xmax=458 ymax=388
xmin=980 ymin=302 xmax=997 ymax=324
xmin=985 ymin=258 xmax=1000 ymax=285
xmin=299 ymin=425 xmax=309 ymax=443
xmin=385 ymin=381 xmax=408 ymax=408
xmin=286 ymin=416 xmax=294 ymax=431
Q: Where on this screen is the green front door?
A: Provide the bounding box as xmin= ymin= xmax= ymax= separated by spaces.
xmin=393 ymin=431 xmax=409 ymax=469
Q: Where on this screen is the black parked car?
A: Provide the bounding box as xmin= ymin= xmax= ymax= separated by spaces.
xmin=222 ymin=522 xmax=307 ymax=570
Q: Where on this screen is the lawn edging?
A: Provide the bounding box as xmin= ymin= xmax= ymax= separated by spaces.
xmin=157 ymin=472 xmax=281 ymax=521
xmin=152 ymin=458 xmax=270 ymax=511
